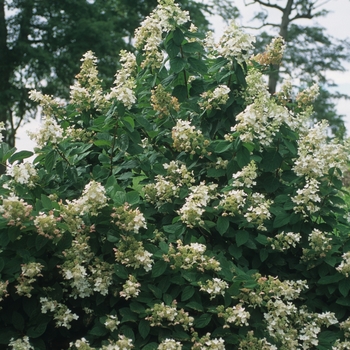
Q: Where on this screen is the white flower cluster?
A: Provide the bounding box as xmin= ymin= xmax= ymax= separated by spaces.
xmin=151 ymin=84 xmax=180 ymax=117
xmin=199 ymin=85 xmax=231 ymax=111
xmin=232 ymin=160 xmax=258 ymax=188
xmin=28 ymin=90 xmax=63 ymax=117
xmin=146 ymin=301 xmax=194 ymax=330
xmin=104 ymin=314 xmax=120 ymax=332
xmin=120 ymin=275 xmax=141 ymax=300
xmin=16 ymin=262 xmax=44 ymax=297
xmin=244 ymin=192 xmax=272 ymax=231
xmin=6 ymin=162 xmax=37 ymax=188
xmin=252 ymin=36 xmax=286 ymax=66
xmin=9 ymin=336 xmax=34 ymax=350
xmin=40 ymin=297 xmax=79 ymax=329
xmin=111 ymin=204 xmax=147 ymax=233
xmin=69 ymin=337 xmax=92 ymax=350
xmin=244 ymin=69 xmax=270 ymax=104
xmin=269 ymin=231 xmax=301 ymax=251
xmin=219 ymin=189 xmax=247 ymax=216
xmin=70 ymin=51 xmax=108 ymax=111
xmin=158 ymin=338 xmax=182 ymax=350
xmin=332 ymin=340 xmax=350 ymax=350
xmin=264 ymin=299 xmax=338 ymax=348
xmin=0 ymin=122 xmax=5 ymax=143
xmin=134 ymin=0 xmax=190 ymax=68
xmin=27 ymin=116 xmax=63 ymax=148
xmin=292 ymin=177 xmax=321 ymax=217
xmin=293 ymin=120 xmax=349 ymax=178
xmin=34 ymin=211 xmax=61 ymax=241
xmin=166 ymin=240 xmax=221 ymax=272
xmin=114 ymin=236 xmax=153 ymax=272
xmin=144 ymin=161 xmax=194 ymax=206
xmin=62 ymin=264 xmax=90 ymax=298
xmin=192 ymin=333 xmax=225 ymax=350
xmin=303 ymin=229 xmax=332 ymax=260
xmin=178 ymin=182 xmax=217 ymax=227
xmin=239 ymin=331 xmax=277 ymax=350
xmin=0 ymin=194 xmax=33 ymax=228
xmin=172 ymin=120 xmax=209 ymax=155
xmin=67 ymin=180 xmax=108 ymax=216
xmin=106 ymin=50 xmax=137 ymax=109
xmin=233 ymin=98 xmax=293 ymax=147
xmin=336 ymin=251 xmax=350 ymax=277
xmin=0 ymin=280 xmax=8 ymax=304
xmin=199 ymin=278 xmax=228 ymax=300
xmin=217 ymin=303 xmax=250 ymax=327
xmin=217 ymin=20 xmax=255 ymax=65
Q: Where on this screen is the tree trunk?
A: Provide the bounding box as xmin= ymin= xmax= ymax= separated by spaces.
xmin=268 ymin=0 xmax=294 ymax=94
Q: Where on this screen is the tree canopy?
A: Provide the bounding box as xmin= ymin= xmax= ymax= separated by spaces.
xmin=0 ymin=0 xmax=231 ymax=147
xmin=241 ymin=0 xmax=350 ymax=138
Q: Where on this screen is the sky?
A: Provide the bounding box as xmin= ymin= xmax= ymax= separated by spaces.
xmin=16 ymin=0 xmax=350 ymax=152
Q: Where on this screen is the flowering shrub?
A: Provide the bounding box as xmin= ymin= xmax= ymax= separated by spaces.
xmin=0 ymin=0 xmax=350 ymax=348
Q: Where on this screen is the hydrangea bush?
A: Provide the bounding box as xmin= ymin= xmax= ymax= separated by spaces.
xmin=1 ymin=0 xmax=350 ymax=349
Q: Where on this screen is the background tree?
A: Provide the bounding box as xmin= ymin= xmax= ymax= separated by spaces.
xmin=0 ymin=0 xmax=236 ymax=148
xmin=241 ymin=0 xmax=350 ymax=138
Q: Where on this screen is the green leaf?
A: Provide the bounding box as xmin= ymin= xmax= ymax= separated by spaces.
xmin=35 ymin=235 xmax=48 ymax=251
xmin=236 ymin=146 xmax=250 ymax=168
xmin=126 ymin=191 xmax=139 ymax=205
xmin=142 ymin=343 xmax=159 ymax=350
xmin=138 ymin=320 xmax=150 ymax=339
xmin=186 ymin=301 xmax=204 ymax=312
xmin=339 ymin=279 xmax=350 ymax=297
xmin=207 ymin=168 xmax=226 ymax=177
xmin=236 ymin=230 xmax=249 ymax=247
xmin=188 ymin=57 xmax=207 ymax=75
xmin=8 ymin=150 xmax=34 ymax=164
xmin=194 ymin=313 xmax=212 ymax=328
xmin=12 ymin=311 xmax=25 ymax=331
xmin=182 ymin=41 xmax=204 ymax=54
xmin=148 ymin=284 xmax=162 ymax=299
xmin=114 ymin=264 xmax=128 ymax=279
xmin=45 ymin=150 xmax=57 ymax=172
xmin=94 ymin=139 xmax=112 ymax=147
xmin=181 ymin=286 xmax=195 ymax=301
xmin=217 ymin=216 xmax=230 ymax=236
xmin=214 ymin=140 xmax=232 ymax=153
xmin=259 ymin=249 xmax=268 ymax=262
xmin=27 ymin=323 xmax=47 ymax=338
xmin=336 ymin=297 xmax=350 ymax=306
xmin=173 ymin=28 xmax=184 ymax=45
xmin=318 ymin=274 xmax=344 ymax=285
xmin=41 ymin=194 xmax=53 ymax=210
xmin=172 ymin=85 xmax=188 ymax=102
xmin=151 ymin=260 xmax=168 ymax=278
xmin=261 ymin=149 xmax=283 ymax=171
xmin=273 ymin=211 xmax=290 ymax=228
xmin=170 ymin=57 xmax=186 ymax=73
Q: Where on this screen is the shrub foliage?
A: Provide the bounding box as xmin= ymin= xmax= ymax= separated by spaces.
xmin=1 ymin=1 xmax=350 ymax=349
